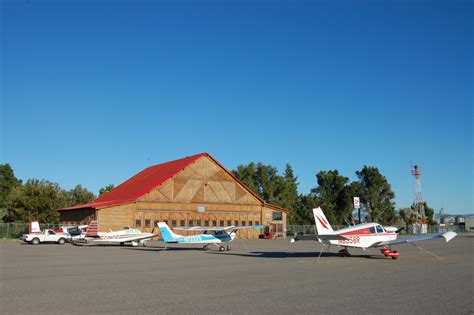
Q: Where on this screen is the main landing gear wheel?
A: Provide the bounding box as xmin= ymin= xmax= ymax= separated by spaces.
xmin=57 ymin=238 xmax=66 ymax=245
xmin=338 ymin=249 xmax=350 ymax=257
xmin=226 ymin=244 xmax=231 ymax=251
xmin=219 ymin=246 xmax=225 ymax=252
xmin=203 ymin=245 xmax=209 ymax=251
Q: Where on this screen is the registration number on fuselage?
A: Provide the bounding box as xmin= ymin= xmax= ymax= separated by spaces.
xmin=338 ymin=236 xmax=360 ymax=245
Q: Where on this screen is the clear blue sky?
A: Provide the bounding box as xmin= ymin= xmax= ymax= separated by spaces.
xmin=1 ymin=0 xmax=472 ymax=214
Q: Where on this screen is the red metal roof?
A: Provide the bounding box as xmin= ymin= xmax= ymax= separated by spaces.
xmin=59 ymin=153 xmax=207 ymax=211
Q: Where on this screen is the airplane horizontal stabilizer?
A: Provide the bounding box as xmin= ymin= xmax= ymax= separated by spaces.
xmin=317 ymin=234 xmax=348 ymax=240
xmin=292 ymin=234 xmax=348 ymax=242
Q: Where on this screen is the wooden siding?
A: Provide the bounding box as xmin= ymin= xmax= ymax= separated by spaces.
xmin=96 ymin=203 xmax=137 ymax=231
xmin=139 ymin=156 xmax=261 ymax=205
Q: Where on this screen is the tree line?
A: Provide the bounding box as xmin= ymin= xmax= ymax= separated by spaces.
xmin=1 ymin=162 xmax=433 ymax=225
xmin=233 ymin=162 xmax=398 ymax=225
xmin=0 ymin=164 xmax=114 ymax=223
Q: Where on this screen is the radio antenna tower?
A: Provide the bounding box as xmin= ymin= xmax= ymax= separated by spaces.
xmin=411 ymin=164 xmax=425 ymax=222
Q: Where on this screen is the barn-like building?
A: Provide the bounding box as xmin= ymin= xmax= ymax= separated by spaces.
xmin=58 ymin=153 xmax=288 ymax=239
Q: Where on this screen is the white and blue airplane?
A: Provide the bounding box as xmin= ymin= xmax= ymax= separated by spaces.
xmin=157 ymin=222 xmax=263 ymax=252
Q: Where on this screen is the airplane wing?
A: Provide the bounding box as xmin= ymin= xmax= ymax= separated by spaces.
xmin=174 ymin=225 xmax=264 ymax=231
xmin=372 ymin=231 xmax=457 ymax=247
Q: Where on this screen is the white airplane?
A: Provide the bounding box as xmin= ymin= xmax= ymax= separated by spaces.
xmin=157 ymin=222 xmax=263 ymax=252
xmin=291 ymin=207 xmax=457 ymax=259
xmin=74 ymin=221 xmax=156 ymax=247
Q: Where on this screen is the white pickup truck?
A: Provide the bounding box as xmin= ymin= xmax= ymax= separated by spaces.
xmin=23 ymin=230 xmax=70 ymax=245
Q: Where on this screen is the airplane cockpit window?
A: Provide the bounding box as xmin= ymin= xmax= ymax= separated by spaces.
xmin=376 ymin=226 xmax=384 ymax=233
xmin=369 ymin=227 xmax=376 ymax=234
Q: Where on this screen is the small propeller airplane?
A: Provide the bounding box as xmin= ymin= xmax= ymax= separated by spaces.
xmin=157 ymin=222 xmax=263 ymax=252
xmin=291 ymin=207 xmax=457 ymax=259
xmin=73 ymin=221 xmax=156 ymax=247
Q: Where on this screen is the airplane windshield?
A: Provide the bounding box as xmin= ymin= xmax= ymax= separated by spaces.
xmin=376 ymin=226 xmax=384 ymax=233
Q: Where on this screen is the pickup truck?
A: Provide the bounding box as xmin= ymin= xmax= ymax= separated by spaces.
xmin=23 ymin=230 xmax=70 ymax=245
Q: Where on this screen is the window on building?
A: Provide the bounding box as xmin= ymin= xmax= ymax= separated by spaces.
xmin=205 ymin=220 xmax=209 ymax=227
xmin=153 ymin=220 xmax=159 ymax=227
xmin=196 ymin=220 xmax=201 ymax=226
xmin=172 ymin=220 xmax=177 ymax=227
xmin=255 ymin=221 xmax=260 ymax=226
xmin=272 ymin=211 xmax=282 ymax=221
xmin=188 ymin=220 xmax=193 ymax=227
xmin=135 ymin=219 xmax=142 ymax=227
xmin=369 ymin=227 xmax=376 ymax=234
xmin=234 ymin=220 xmax=239 ymax=226
xmin=179 ymin=220 xmax=185 ymax=227
xmin=145 ymin=219 xmax=150 ymax=228
xmin=227 ymin=220 xmax=232 ymax=226
xmin=212 ymin=220 xmax=217 ymax=227
xmin=220 ymin=220 xmax=224 ymax=227
xmin=241 ymin=221 xmax=246 ymax=226
xmin=249 ymin=221 xmax=253 ymax=226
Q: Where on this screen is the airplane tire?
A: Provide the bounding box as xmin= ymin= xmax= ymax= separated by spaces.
xmin=120 ymin=242 xmax=125 ymax=246
xmin=31 ymin=238 xmax=40 ymax=245
xmin=219 ymin=246 xmax=225 ymax=252
xmin=57 ymin=238 xmax=66 ymax=245
xmin=226 ymin=245 xmax=231 ymax=251
xmin=203 ymin=245 xmax=209 ymax=250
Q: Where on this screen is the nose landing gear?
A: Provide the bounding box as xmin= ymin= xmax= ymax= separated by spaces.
xmin=380 ymin=246 xmax=399 ymax=259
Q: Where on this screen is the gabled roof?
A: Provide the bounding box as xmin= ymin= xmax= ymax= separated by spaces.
xmin=59 ymin=153 xmax=207 ymax=211
xmin=58 ymin=152 xmax=288 ymax=213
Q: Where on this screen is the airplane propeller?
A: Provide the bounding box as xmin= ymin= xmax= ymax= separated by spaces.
xmin=395 ymin=227 xmax=405 ymax=234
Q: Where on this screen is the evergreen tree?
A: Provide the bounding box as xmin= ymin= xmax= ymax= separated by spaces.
xmin=355 ymin=166 xmax=396 ymax=224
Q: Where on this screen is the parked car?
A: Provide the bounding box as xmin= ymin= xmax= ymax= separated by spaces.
xmin=23 ymin=229 xmax=70 ymax=245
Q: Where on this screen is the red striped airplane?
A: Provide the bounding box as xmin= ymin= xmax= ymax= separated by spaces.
xmin=291 ymin=207 xmax=457 ymax=259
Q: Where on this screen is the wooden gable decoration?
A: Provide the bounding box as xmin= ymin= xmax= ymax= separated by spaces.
xmin=139 ymin=155 xmax=261 ymax=205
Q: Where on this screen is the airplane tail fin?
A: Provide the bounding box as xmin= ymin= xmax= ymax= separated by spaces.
xmin=85 ymin=221 xmax=99 ymax=238
xmin=29 ymin=221 xmax=41 ymax=233
xmin=157 ymin=222 xmax=180 ymax=242
xmin=313 ymin=207 xmax=334 ymax=235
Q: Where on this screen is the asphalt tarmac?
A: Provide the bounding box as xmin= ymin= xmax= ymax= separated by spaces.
xmin=1 ymin=235 xmax=472 ymax=314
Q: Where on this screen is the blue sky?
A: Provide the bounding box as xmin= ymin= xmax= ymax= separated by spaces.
xmin=1 ymin=0 xmax=472 ymax=214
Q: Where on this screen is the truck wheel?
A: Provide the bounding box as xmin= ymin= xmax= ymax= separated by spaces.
xmin=31 ymin=238 xmax=40 ymax=245
xmin=57 ymin=238 xmax=66 ymax=245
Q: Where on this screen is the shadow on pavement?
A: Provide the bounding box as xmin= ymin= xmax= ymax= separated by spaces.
xmin=207 ymin=251 xmax=389 ymax=259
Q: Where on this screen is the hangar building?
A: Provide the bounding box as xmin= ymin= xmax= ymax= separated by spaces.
xmin=58 ymin=153 xmax=288 ymax=239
